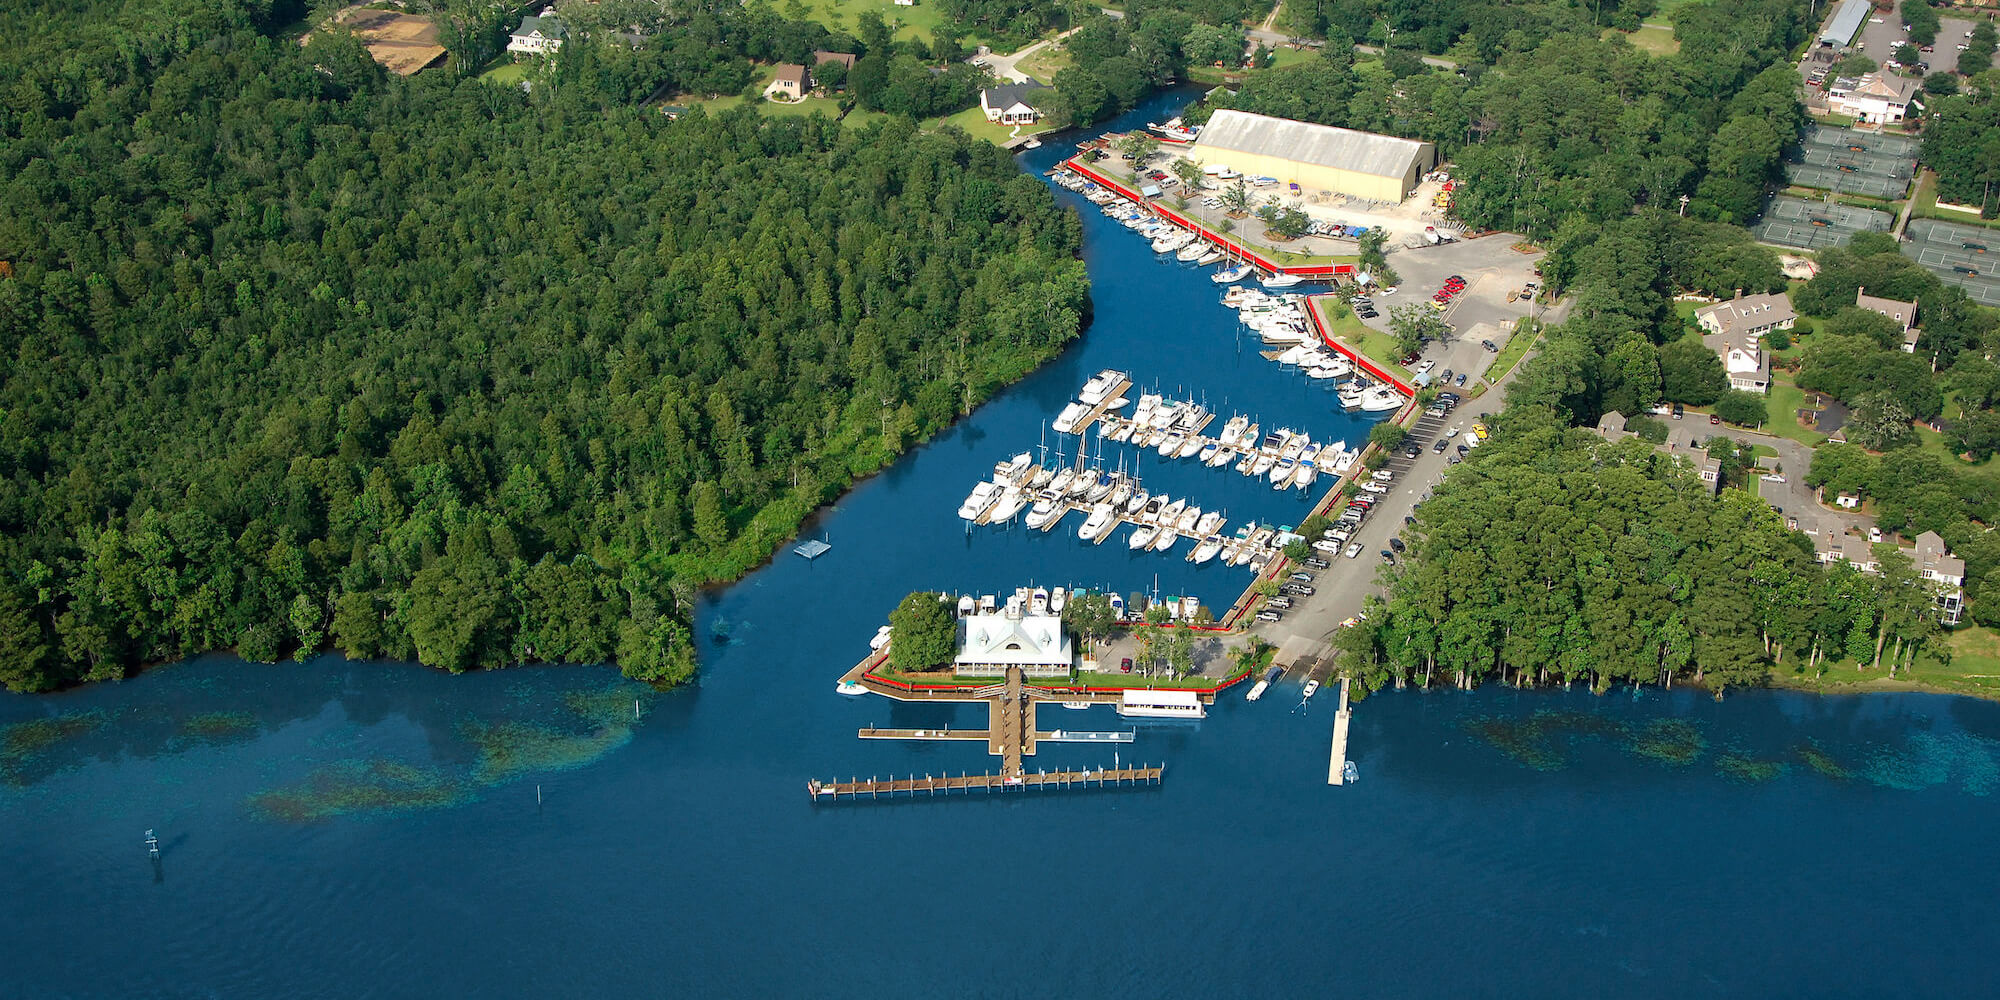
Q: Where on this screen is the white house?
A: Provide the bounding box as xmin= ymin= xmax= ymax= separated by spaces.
xmin=1696 ymin=291 xmax=1793 ymax=395
xmin=1827 ymin=72 xmax=1920 ymax=124
xmin=1913 ymin=531 xmax=1967 ymax=625
xmin=508 ymin=10 xmax=564 ymax=56
xmin=979 ymin=82 xmax=1050 ymax=125
xmin=763 ymin=63 xmax=809 ymax=101
xmin=1816 ymin=532 xmax=1879 ymax=574
xmin=953 ymin=610 xmax=1073 ymax=677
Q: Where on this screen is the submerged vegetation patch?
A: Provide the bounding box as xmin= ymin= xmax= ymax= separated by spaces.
xmin=463 ymin=720 xmax=633 ymax=786
xmin=173 ymin=711 xmax=260 ymax=748
xmin=1860 ymin=731 xmax=2000 ymax=796
xmin=1628 ymin=719 xmax=1708 ymax=766
xmin=1796 ymin=741 xmax=1851 ymax=780
xmin=0 ymin=711 xmax=109 ymax=786
xmin=1463 ymin=710 xmax=1627 ymax=770
xmin=248 ymin=759 xmax=468 ymax=822
xmin=1716 ymin=752 xmax=1788 ymax=783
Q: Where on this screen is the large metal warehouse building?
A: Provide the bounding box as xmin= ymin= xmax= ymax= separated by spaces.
xmin=1186 ymin=110 xmax=1437 ymax=204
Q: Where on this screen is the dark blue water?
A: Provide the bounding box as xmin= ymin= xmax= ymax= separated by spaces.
xmin=7 ymin=92 xmax=2000 ymax=998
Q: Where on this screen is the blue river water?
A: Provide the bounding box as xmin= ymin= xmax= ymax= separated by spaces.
xmin=6 ymin=91 xmax=2000 ymax=998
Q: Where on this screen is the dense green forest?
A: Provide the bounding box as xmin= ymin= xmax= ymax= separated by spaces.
xmin=1199 ymin=0 xmax=1814 ymax=233
xmin=0 ymin=0 xmax=1089 ymax=691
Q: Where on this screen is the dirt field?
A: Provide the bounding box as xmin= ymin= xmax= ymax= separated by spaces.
xmin=304 ymin=6 xmax=447 ymax=76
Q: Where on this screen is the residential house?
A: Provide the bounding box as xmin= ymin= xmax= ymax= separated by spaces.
xmin=813 ymin=50 xmax=857 ymax=71
xmin=1913 ymin=531 xmax=1967 ymax=625
xmin=1827 ymin=72 xmax=1921 ymax=124
xmin=1696 ymin=291 xmax=1793 ymax=394
xmin=1835 ymin=492 xmax=1862 ymax=509
xmin=1590 ymin=411 xmax=1720 ymax=492
xmin=980 ymin=82 xmax=1051 ymax=125
xmin=1852 ymin=287 xmax=1921 ymax=353
xmin=764 ymin=63 xmax=809 ymax=101
xmin=508 ymin=9 xmax=565 ymax=55
xmin=1816 ymin=532 xmax=1880 ymax=573
xmin=953 ymin=609 xmax=1074 ymax=678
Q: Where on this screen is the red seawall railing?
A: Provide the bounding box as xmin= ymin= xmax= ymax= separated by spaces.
xmin=1065 ymin=159 xmax=1359 ymax=279
xmin=1064 ymin=157 xmax=1411 ymax=395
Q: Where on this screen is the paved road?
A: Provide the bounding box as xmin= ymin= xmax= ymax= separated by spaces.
xmin=975 ymin=25 xmax=1084 ymax=83
xmin=1242 ymin=29 xmax=1460 ymax=69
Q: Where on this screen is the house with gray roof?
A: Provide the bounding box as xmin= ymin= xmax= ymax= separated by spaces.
xmin=980 ymin=82 xmax=1050 ymax=125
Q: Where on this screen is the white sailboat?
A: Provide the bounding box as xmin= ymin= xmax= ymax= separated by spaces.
xmin=1213 ymin=263 xmax=1253 ymax=284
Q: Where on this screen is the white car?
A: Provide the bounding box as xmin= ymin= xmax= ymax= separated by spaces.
xmin=1361 ymin=482 xmax=1390 ymax=493
xmin=1371 ymin=470 xmax=1394 ymax=481
xmin=1415 ymin=360 xmax=1437 ymax=375
xmin=1312 ymin=539 xmax=1343 ymax=554
xmin=1344 ymin=542 xmax=1364 ymax=559
xmin=1761 ymin=473 xmax=1786 ymax=484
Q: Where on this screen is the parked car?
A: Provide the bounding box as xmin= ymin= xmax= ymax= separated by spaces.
xmin=1281 ymin=583 xmax=1316 ymax=596
xmin=1267 ymin=596 xmax=1293 ymax=609
xmin=1415 ymin=360 xmax=1437 ymax=374
xmin=1456 ymin=444 xmax=1470 ymax=456
xmin=1379 ymin=551 xmax=1396 ymax=564
xmin=1312 ymin=539 xmax=1343 ymax=554
xmin=1255 ymin=610 xmax=1283 ymax=623
xmin=1437 ymin=392 xmax=1462 ymax=403
xmin=1372 ymin=470 xmax=1395 ymax=481
xmin=1455 ymin=373 xmax=1468 ymax=387
xmin=1120 ymin=657 xmax=1133 ymax=673
xmin=1361 ymin=482 xmax=1389 ymax=493
xmin=1327 ymin=530 xmax=1351 ymax=543
xmin=1403 ymin=444 xmax=1424 ymax=458
xmin=1345 ymin=542 xmax=1364 ymax=559
xmin=1303 ymin=557 xmax=1331 ymax=570
xmin=1289 ymin=571 xmax=1315 ymax=583
xmin=1390 ymin=537 xmax=1405 ymax=553
xmin=1403 ymin=515 xmax=1416 ymax=525
xmin=1710 ymin=413 xmax=1721 ymax=425
xmin=1481 ymin=339 xmax=1498 ymax=351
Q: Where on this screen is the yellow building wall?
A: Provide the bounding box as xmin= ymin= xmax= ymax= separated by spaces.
xmin=1186 ymin=147 xmax=1414 ymax=203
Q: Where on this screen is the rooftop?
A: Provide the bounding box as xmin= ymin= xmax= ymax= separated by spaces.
xmin=1192 ymin=110 xmax=1432 ymax=180
xmin=982 ymin=81 xmax=1049 ymax=109
xmin=1695 ymin=292 xmax=1795 ymax=338
xmin=1819 ymin=0 xmax=1869 ymax=47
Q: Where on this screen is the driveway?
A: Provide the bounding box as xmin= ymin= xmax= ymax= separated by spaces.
xmin=974 ymin=26 xmax=1082 ymax=83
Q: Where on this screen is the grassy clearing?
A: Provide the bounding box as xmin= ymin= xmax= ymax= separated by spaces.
xmin=1607 ymin=24 xmax=1681 ymax=56
xmin=929 ymin=104 xmax=1039 ymax=145
xmin=675 ymin=64 xmax=888 ymax=126
xmin=1769 ymin=624 xmax=2000 ymax=700
xmin=785 ymin=0 xmax=956 ymax=44
xmin=1322 ymin=302 xmax=1410 ymax=377
xmin=1762 ymin=374 xmax=1827 ymax=447
xmin=1016 ymin=43 xmax=1072 ymax=84
xmin=479 ymin=61 xmax=528 ymax=86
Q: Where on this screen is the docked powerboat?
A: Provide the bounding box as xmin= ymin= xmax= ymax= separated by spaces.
xmin=994 ymin=452 xmax=1032 ymax=484
xmin=1086 ymin=474 xmax=1116 ymax=503
xmin=1050 ymin=587 xmax=1067 ymax=613
xmin=988 ymin=486 xmax=1028 ymax=523
xmin=1078 ymin=502 xmax=1116 ymax=541
xmin=836 ymin=680 xmax=868 ymax=696
xmin=1198 ymin=441 xmax=1219 ymax=463
xmin=1067 ymin=469 xmax=1098 ymax=498
xmin=1048 ymin=466 xmax=1076 ymax=494
xmin=1177 ymin=435 xmax=1204 ymax=459
xmin=1078 ymin=369 xmax=1125 ymax=405
xmin=1207 ymin=445 xmax=1235 ymax=468
xmin=1157 ymin=430 xmax=1185 ymax=457
xmin=1127 ymin=522 xmax=1161 ymax=550
xmin=869 ymin=625 xmax=893 ymax=650
xmin=1024 ymin=491 xmax=1062 ymax=529
xmin=1194 ymin=511 xmax=1224 ymax=536
xmin=1176 ymin=242 xmax=1209 ymax=263
xmin=1052 ymin=401 xmax=1088 ymax=434
xmin=1293 ymin=461 xmax=1316 ymax=490
xmin=1262 ymin=272 xmax=1302 ymax=288
xmin=958 ymin=481 xmax=1000 ymax=521
xmin=1270 ymin=458 xmax=1297 ymax=487
xmin=1192 ymin=535 xmax=1224 ymax=564
xmin=1030 ymin=587 xmax=1050 ymax=615
xmin=1152 ymin=521 xmax=1179 ymax=552
xmin=1361 ymin=386 xmax=1405 ymax=412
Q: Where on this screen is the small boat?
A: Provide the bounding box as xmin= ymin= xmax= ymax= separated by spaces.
xmin=836 ymin=680 xmax=868 ymax=696
xmin=1085 ymin=474 xmax=1116 ymax=502
xmin=1207 ymin=446 xmax=1235 ymax=468
xmin=1177 ymin=242 xmax=1209 ymax=263
xmin=1197 ymin=249 xmax=1226 ymax=266
xmin=1050 ymin=587 xmax=1067 ymax=613
xmin=956 ymin=594 xmax=975 ymax=617
xmin=869 ymin=625 xmax=893 ymax=650
xmin=1124 ymin=488 xmax=1151 ymax=515
xmin=1109 ymin=477 xmax=1132 ymax=509
xmin=994 ymin=452 xmax=1032 ymax=483
xmin=1048 ymin=466 xmax=1076 ymax=495
xmin=1337 ymin=384 xmax=1367 ymax=409
xmin=958 ymin=481 xmax=1000 ymax=521
xmin=1157 ymin=498 xmax=1186 ymax=525
xmin=1303 ymin=679 xmax=1321 ymax=699
xmin=1251 ymin=453 xmax=1276 ymax=477
xmin=1078 ymin=369 xmax=1125 ymax=404
xmin=1066 ymin=469 xmax=1097 ymax=498
xmin=1062 ymin=700 xmax=1092 ymax=710
xmin=1270 ymin=458 xmax=1297 ymax=487
xmin=1195 ymin=511 xmax=1224 ymax=536
xmin=1177 ymin=435 xmax=1204 ymax=460
xmin=1157 ymin=430 xmax=1185 ymax=458
xmin=1262 ymin=272 xmax=1302 ymax=288
xmin=1152 ymin=523 xmax=1179 ymax=553
xmin=1246 ymin=678 xmax=1270 ymax=701
xmin=1030 ymin=587 xmax=1050 ymax=615
xmin=1293 ymin=461 xmax=1317 ymax=490
xmin=1176 ymin=506 xmax=1202 ymax=534
xmin=1128 ymin=522 xmax=1160 ymax=550
xmin=1109 ymin=420 xmax=1135 ymax=443
xmin=1102 ymin=396 xmax=1130 ymax=410
xmin=1343 ymin=760 xmax=1359 ymax=783
xmin=1234 ymin=451 xmax=1258 ymax=475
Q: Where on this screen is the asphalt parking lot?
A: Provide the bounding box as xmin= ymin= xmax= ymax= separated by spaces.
xmin=1356 ymin=235 xmax=1564 ymax=386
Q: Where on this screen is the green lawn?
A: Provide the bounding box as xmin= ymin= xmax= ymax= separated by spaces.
xmin=1770 ymin=624 xmax=2000 ymax=700
xmin=1321 ymin=301 xmax=1410 ymax=378
xmin=1606 ymin=25 xmax=1680 ymax=56
xmin=784 ymin=0 xmax=958 ymax=44
xmin=1762 ymin=375 xmax=1827 ymax=448
xmin=929 ymin=103 xmax=1041 ymax=145
xmin=477 ymin=60 xmax=528 ymax=87
xmin=675 ymin=64 xmax=888 ymax=126
xmin=1015 ymin=43 xmax=1072 ymax=84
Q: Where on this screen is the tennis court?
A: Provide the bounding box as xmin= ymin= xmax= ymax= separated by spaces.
xmin=1904 ymin=218 xmax=2000 ymax=306
xmin=1752 ymin=195 xmax=1892 ymax=250
xmin=1784 ymin=125 xmax=1915 ymax=198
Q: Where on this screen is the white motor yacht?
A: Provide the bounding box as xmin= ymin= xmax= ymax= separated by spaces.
xmin=1152 ymin=522 xmax=1179 ymax=552
xmin=869 ymin=625 xmax=893 ymax=650
xmin=1293 ymin=461 xmax=1317 ymax=490
xmin=1176 ymin=506 xmax=1202 ymax=534
xmin=1048 ymin=466 xmax=1076 ymax=494
xmin=958 ymin=481 xmax=1000 ymax=521
xmin=994 ymin=452 xmax=1032 ymax=483
xmin=1077 ymin=369 xmax=1125 ymax=404
xmin=1024 ymin=491 xmax=1062 ymax=529
xmin=1192 ymin=535 xmax=1224 ymax=564
xmin=1176 ymin=435 xmax=1204 ymax=459
xmin=1198 ymin=441 xmax=1219 ymax=463
xmin=1052 ymin=401 xmax=1087 ymax=433
xmin=1078 ymin=503 xmax=1116 ymax=541
xmin=1270 ymin=458 xmax=1296 ymax=487
xmin=1262 ymin=272 xmax=1302 ymax=288
xmin=1197 ymin=249 xmax=1226 ymax=266
xmin=1127 ymin=522 xmax=1161 ymax=550
xmin=988 ymin=486 xmax=1028 ymax=523
xmin=1361 ymin=386 xmax=1405 ymax=412
xmin=1176 ymin=242 xmax=1209 ymax=263
xmin=1207 ymin=445 xmax=1235 ymax=468
xmin=1194 ymin=511 xmax=1224 ymax=536
xmin=1157 ymin=430 xmax=1185 ymax=458
xmin=1050 ymin=587 xmax=1068 ymax=613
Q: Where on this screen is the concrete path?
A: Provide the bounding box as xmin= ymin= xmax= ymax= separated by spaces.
xmin=977 ymin=25 xmax=1084 ymax=83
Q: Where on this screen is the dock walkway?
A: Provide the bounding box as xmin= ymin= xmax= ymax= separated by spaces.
xmin=809 ymin=765 xmax=1164 ymax=800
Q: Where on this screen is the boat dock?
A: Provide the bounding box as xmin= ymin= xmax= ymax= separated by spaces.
xmin=808 ymin=764 xmax=1163 ymax=800
xmin=814 ymin=659 xmax=1184 ymax=802
xmin=1327 ymin=676 xmax=1353 ymax=786
xmin=1064 ymin=374 xmax=1133 ymax=436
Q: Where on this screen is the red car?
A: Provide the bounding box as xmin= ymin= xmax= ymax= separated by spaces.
xmin=1121 ymin=657 xmax=1133 ymax=673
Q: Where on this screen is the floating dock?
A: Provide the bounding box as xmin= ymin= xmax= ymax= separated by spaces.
xmin=1327 ymin=677 xmax=1352 ymax=786
xmin=808 ymin=765 xmax=1163 ymax=800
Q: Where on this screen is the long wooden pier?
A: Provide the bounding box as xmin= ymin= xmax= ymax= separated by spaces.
xmin=1327 ymin=677 xmax=1353 ymax=786
xmin=808 ymin=764 xmax=1164 ymax=800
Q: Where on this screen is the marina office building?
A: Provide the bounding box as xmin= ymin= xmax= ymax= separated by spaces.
xmin=954 ymin=609 xmax=1074 ymax=678
xmin=1185 ymin=110 xmax=1437 ymax=204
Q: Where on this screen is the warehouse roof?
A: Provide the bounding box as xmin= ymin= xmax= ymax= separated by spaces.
xmin=1192 ymin=110 xmax=1431 ymax=181
xmin=1819 ymin=0 xmax=1868 ymax=48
